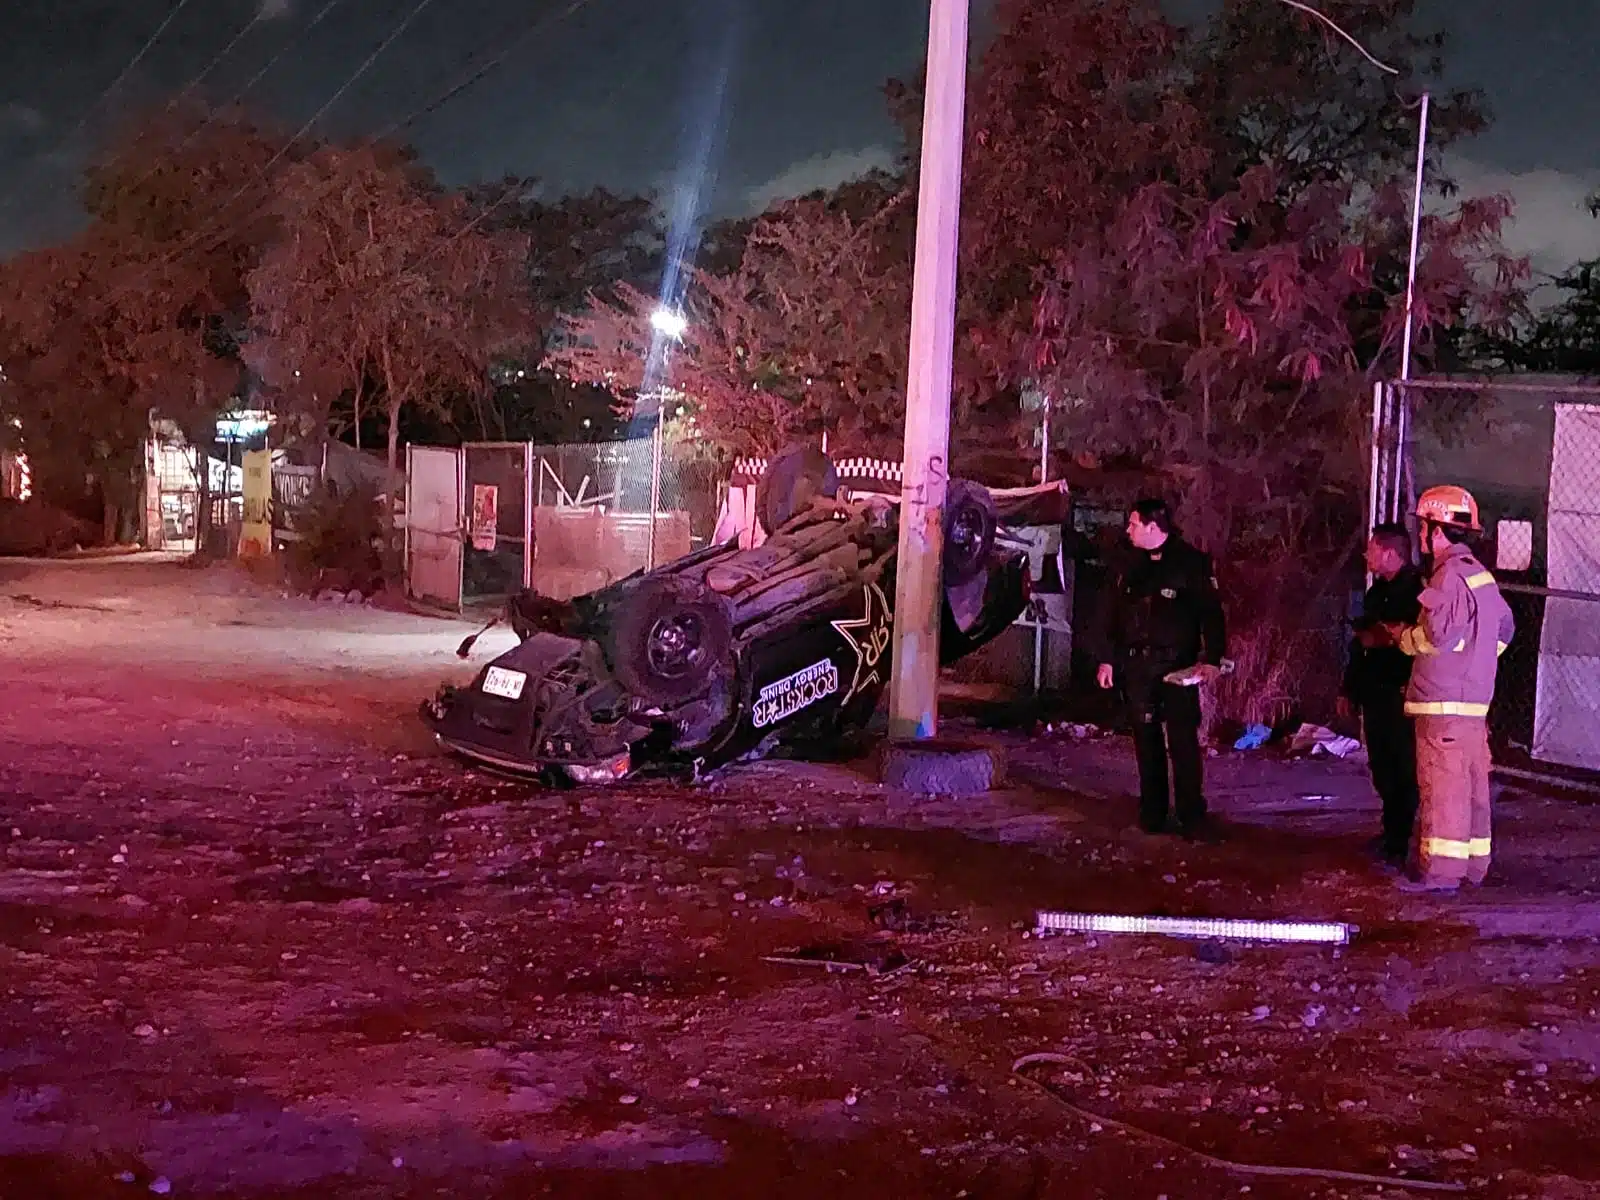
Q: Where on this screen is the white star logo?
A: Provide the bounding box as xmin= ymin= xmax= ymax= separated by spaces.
xmin=830 ymin=581 xmax=894 ymax=704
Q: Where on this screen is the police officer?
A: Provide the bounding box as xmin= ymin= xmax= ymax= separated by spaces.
xmin=1338 ymin=523 xmax=1424 ymax=865
xmin=1093 ymin=498 xmax=1228 ymax=839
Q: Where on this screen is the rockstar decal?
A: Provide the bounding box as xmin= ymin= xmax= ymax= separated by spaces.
xmin=830 ymin=581 xmax=894 ymax=704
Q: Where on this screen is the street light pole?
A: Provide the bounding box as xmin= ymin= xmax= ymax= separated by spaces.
xmin=1393 ymin=91 xmax=1430 ymax=523
xmin=887 ymin=0 xmax=970 ymax=740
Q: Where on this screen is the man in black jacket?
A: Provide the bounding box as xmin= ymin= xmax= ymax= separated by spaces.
xmin=1094 ymin=498 xmax=1228 ymax=839
xmin=1337 ymin=523 xmax=1424 ymax=864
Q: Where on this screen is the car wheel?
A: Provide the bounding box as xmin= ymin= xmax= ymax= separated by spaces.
xmin=943 ymin=479 xmax=997 ymax=586
xmin=606 ymin=579 xmax=734 ymax=706
xmin=757 ymin=446 xmax=838 ymax=535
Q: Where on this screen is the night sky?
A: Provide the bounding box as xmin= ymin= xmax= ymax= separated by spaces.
xmin=1 ymin=0 xmax=1596 ymax=276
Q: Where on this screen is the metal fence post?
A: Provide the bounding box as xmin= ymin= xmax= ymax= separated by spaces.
xmin=523 ymin=441 xmax=534 ymax=591
xmin=1033 ymin=394 xmax=1051 ymax=694
xmin=647 ymin=412 xmax=664 ymax=570
xmin=1368 ymin=380 xmax=1384 ymax=541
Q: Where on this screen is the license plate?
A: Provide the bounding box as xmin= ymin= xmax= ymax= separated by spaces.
xmin=481 ymin=667 xmax=527 ymax=700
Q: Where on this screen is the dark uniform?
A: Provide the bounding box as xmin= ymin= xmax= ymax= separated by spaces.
xmin=1094 ymin=537 xmax=1227 ymax=834
xmin=1342 ymin=567 xmax=1424 ymax=860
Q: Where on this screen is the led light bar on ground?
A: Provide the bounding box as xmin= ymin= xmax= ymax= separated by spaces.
xmin=1034 ymin=911 xmax=1355 ymax=945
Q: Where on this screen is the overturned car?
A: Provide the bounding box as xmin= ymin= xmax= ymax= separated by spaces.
xmin=421 ymin=449 xmax=1058 ymax=783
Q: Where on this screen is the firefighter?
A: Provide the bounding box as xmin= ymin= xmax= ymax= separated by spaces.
xmin=1338 ymin=523 xmax=1424 ymax=865
xmin=1093 ymin=498 xmax=1228 ymax=840
xmin=1384 ymin=485 xmax=1515 ymax=892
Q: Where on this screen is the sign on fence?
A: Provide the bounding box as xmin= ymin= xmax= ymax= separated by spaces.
xmin=239 ymin=449 xmax=272 ymax=558
xmin=471 ymin=484 xmax=499 ymax=552
xmin=271 ymin=464 xmax=320 ymax=545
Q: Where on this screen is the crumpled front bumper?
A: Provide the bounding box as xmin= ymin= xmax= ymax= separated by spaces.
xmin=422 ymin=688 xmax=633 ymax=783
xmin=421 ymin=633 xmax=646 ymax=783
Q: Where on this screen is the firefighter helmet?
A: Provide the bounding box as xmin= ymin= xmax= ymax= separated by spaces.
xmin=1416 ymin=484 xmax=1481 ymax=532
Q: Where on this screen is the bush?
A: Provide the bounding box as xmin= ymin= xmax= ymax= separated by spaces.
xmin=286 ymin=480 xmax=392 ymax=595
xmin=0 ymin=499 xmax=101 ymax=557
xmin=1200 ymin=561 xmax=1348 ymax=741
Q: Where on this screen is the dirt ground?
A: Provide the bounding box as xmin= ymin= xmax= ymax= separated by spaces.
xmin=0 ymin=556 xmax=1595 ymax=1200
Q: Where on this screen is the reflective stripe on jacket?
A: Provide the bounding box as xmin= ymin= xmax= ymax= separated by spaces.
xmin=1398 ymin=543 xmax=1514 ymax=718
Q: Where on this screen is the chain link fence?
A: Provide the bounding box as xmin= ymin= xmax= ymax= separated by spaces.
xmin=528 ymin=429 xmax=724 ymax=600
xmin=1386 ymin=377 xmax=1600 ymax=780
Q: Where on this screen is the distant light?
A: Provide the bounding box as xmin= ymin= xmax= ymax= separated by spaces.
xmin=517 ymin=370 xmax=526 ymax=379
xmin=675 ymin=405 xmax=686 ymax=416
xmin=582 ymin=418 xmax=592 ymax=428
xmin=293 ymin=370 xmax=301 ymax=378
xmin=217 ymin=410 xmax=273 ymax=441
xmin=651 ymin=308 xmax=687 ymax=340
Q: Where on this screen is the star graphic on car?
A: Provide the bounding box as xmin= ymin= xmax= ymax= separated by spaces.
xmin=831 ymin=581 xmax=894 ymax=704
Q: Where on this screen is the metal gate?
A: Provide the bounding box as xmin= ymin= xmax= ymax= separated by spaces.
xmin=462 ymin=442 xmax=533 ymax=604
xmin=405 ymin=445 xmax=464 ymax=611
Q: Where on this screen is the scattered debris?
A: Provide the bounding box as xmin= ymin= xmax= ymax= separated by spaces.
xmin=1010 ymin=1054 xmax=1466 ymax=1194
xmin=1289 ymin=723 xmax=1365 ymax=761
xmin=1233 ymin=723 xmax=1272 ymax=751
xmin=763 ymin=940 xmax=912 ymax=977
xmin=1041 ymin=721 xmax=1102 ymax=740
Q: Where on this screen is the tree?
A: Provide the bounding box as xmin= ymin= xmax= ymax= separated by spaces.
xmin=1026 ymin=167 xmax=1522 ymax=551
xmin=245 ymin=145 xmax=531 ymax=470
xmin=0 ymin=239 xmax=165 ymax=538
xmin=71 ymin=104 xmax=299 ymax=549
xmin=464 ymin=181 xmax=663 ymax=351
xmin=549 ymin=194 xmax=913 ymax=457
xmin=1184 ymin=0 xmax=1487 ymax=199
xmin=949 ymin=0 xmax=1525 ymax=724
xmin=1476 ymin=260 xmax=1600 ymax=374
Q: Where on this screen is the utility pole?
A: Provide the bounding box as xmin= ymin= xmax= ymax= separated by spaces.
xmin=887 ymin=0 xmax=970 ymax=740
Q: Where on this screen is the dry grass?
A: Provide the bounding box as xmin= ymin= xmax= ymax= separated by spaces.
xmin=1201 ymin=617 xmax=1303 ymax=738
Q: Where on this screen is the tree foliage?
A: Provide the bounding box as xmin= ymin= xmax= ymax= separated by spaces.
xmin=1474 ymin=260 xmax=1600 ymax=375
xmin=465 ymin=181 xmax=663 ymax=353
xmin=1 ymin=103 xmax=648 ymax=531
xmin=551 ymin=195 xmax=913 ymax=457
xmin=1186 ymin=0 xmax=1487 ymax=197
xmin=246 ymin=145 xmax=532 ymax=470
xmin=0 ymin=106 xmax=297 ymax=537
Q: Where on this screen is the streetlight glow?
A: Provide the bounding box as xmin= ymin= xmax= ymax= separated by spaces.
xmin=651 ymin=308 xmax=687 ymax=340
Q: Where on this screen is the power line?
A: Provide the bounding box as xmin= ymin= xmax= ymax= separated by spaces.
xmin=374 ymin=0 xmax=597 ymax=142
xmin=1272 ymin=0 xmax=1400 ymax=75
xmin=0 ymin=0 xmax=200 ymax=217
xmin=120 ymin=0 xmax=594 ymax=301
xmin=97 ymin=9 xmax=295 ymax=213
xmin=152 ymin=0 xmax=350 ymax=169
xmin=103 ymin=0 xmax=445 ymax=300
xmin=66 ymin=0 xmax=203 ymax=138
xmin=271 ymin=0 xmax=443 ymax=167
xmin=218 ymin=0 xmax=352 ymax=114
xmin=178 ymin=12 xmax=268 ymax=98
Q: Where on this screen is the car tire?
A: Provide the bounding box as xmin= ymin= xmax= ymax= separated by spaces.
xmin=943 ymin=479 xmax=996 ymax=586
xmin=605 ymin=578 xmax=734 ymax=706
xmin=879 ymin=738 xmax=1006 ymax=795
xmin=757 ymin=446 xmax=838 ymax=535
